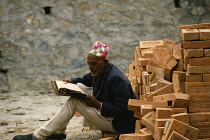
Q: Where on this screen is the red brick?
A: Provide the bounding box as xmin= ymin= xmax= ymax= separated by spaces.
xmin=139 ymin=40 xmax=163 ymax=49
xmin=172 ymin=71 xmax=186 ymax=93
xmin=141 ymin=48 xmax=154 ymax=58
xmin=164 ymin=58 xmax=178 ymax=81
xmin=179 ymin=23 xmax=210 ymax=31
xmin=156 ymin=108 xmax=172 ymax=119
xmin=162 ymin=93 xmax=190 ymax=101
xmin=183 ymin=48 xmax=203 ymax=58
xmin=153 ymin=95 xmax=163 ymax=101
xmin=183 ymin=40 xmax=210 ymax=49
xmin=152 ymin=101 xmax=168 ymax=109
xmin=130 ymin=76 xmax=138 ymax=85
xmin=137 ymin=77 xmax=141 ymax=84
xmin=99 ymin=137 xmax=115 ymax=140
xmin=185 ymin=82 xmax=210 ymax=94
xmin=135 ymin=46 xmax=142 ymax=58
xmin=146 ymin=65 xmax=156 ymax=73
xmin=119 ymin=133 xmax=153 ymax=140
xmin=153 ymin=47 xmax=172 ymax=66
xmin=128 ymin=99 xmax=151 ymax=112
xmin=189 ymin=100 xmax=210 ymax=112
xmin=188 ymin=112 xmax=210 ymax=139
xmin=187 ymin=65 xmax=210 ymax=74
xmin=189 ymin=57 xmax=210 ymax=66
xmin=135 ymin=120 xmax=142 ymax=133
xmin=179 ymin=23 xmax=210 ymax=42
xmin=183 ymin=56 xmax=189 ymax=71
xmin=141 ymin=105 xmax=153 ymax=117
xmin=155 ymin=119 xmax=167 ymax=128
xmin=101 ymin=131 xmax=118 ymax=139
xmin=172 ymin=44 xmax=182 ymax=56
xmin=164 ymin=68 xmax=172 ymax=81
xmin=175 ymin=56 xmax=184 ymax=71
xmin=149 ymin=71 xmax=157 ymax=86
xmin=168 ymin=131 xmax=189 ymax=140
xmin=134 ymin=110 xmax=142 ymax=119
xmin=164 ymin=39 xmax=176 ymax=45
xmin=181 ymin=29 xmax=200 ymax=41
xmin=171 ymin=113 xmax=189 ymax=124
xmin=142 ymin=71 xmax=149 ymax=86
xmin=186 ymin=73 xmax=202 ymax=82
xmin=137 ymin=58 xmax=149 ymax=66
xmin=184 ymin=126 xmax=199 ymax=140
xmin=199 ymin=29 xmax=210 ymax=40
xmin=172 ymin=108 xmax=187 ymax=114
xmin=138 ymin=128 xmax=153 ymax=136
xmin=141 ymin=111 xmax=155 ymax=132
xmin=150 ymin=83 xmax=157 ymax=92
xmin=154 ymin=67 xmax=165 ymax=80
xmin=147 ymin=83 xmax=174 ymax=101
xmin=204 ymin=49 xmax=210 ymax=57
xmin=162 ymin=119 xmax=189 ymax=140
xmin=154 ymin=78 xmax=172 ymax=91
xmin=164 ymin=55 xmax=178 ymax=70
xmin=203 ymin=74 xmax=210 ymax=82
xmin=185 ymin=82 xmax=210 ymax=112
xmin=156 ymin=127 xmax=164 ymax=140
xmin=162 ymin=93 xmax=190 ymax=108
xmin=172 ymin=98 xmax=190 ymax=108
xmin=133 ymin=69 xmax=142 ymax=77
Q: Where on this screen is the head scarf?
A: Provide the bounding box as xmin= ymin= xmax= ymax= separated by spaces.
xmin=88 ymin=41 xmax=109 ymax=59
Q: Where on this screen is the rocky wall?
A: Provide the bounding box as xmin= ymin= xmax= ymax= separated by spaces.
xmin=0 ymin=0 xmax=210 ymax=93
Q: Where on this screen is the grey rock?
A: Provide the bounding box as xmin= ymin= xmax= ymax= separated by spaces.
xmin=191 ymin=6 xmax=206 ymax=16
xmin=12 ymin=112 xmax=26 ymax=115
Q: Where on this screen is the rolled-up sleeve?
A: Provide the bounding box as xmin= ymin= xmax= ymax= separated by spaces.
xmin=71 ymin=73 xmax=93 ymax=87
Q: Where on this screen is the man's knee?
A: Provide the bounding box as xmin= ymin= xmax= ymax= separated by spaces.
xmin=67 ymin=97 xmax=84 ymax=106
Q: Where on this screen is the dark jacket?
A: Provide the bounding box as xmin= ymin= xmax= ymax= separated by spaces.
xmin=71 ymin=64 xmax=137 ymax=135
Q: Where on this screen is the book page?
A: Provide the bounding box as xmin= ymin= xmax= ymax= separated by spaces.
xmin=55 ymin=81 xmax=84 ymax=93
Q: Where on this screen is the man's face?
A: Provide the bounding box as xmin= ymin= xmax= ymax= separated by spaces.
xmin=87 ymin=54 xmax=108 ymax=76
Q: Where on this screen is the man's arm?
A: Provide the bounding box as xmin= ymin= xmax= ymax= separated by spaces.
xmin=63 ymin=73 xmax=102 ymax=109
xmin=84 ymin=95 xmax=102 ymax=109
xmin=63 ymin=73 xmax=93 ymax=87
xmin=63 ymin=79 xmax=72 ymax=83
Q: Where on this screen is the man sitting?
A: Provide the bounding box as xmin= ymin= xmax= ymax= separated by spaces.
xmin=13 ymin=41 xmax=137 ymax=140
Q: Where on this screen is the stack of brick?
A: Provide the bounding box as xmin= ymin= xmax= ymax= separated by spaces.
xmin=179 ymin=23 xmax=210 ymax=112
xmin=125 ymin=95 xmax=197 ymax=140
xmin=180 ymin=23 xmax=210 ymax=139
xmin=127 ymin=39 xmax=183 ymax=100
xmin=124 ymin=39 xmax=195 ymax=139
xmin=122 ymin=23 xmax=210 ymax=140
xmin=128 ymin=39 xmax=183 ymax=101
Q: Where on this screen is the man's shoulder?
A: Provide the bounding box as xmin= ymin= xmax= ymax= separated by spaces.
xmin=109 ymin=64 xmax=123 ymax=76
xmin=108 ymin=64 xmax=128 ymax=81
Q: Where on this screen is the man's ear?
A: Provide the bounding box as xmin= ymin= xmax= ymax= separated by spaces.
xmin=104 ymin=59 xmax=108 ymax=66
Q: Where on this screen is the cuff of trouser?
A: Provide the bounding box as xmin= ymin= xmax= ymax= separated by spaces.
xmin=32 ymin=134 xmax=39 ymax=140
xmin=99 ymin=103 xmax=102 ymax=111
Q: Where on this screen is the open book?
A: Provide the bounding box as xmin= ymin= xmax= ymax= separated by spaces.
xmin=51 ymin=80 xmax=86 ymax=98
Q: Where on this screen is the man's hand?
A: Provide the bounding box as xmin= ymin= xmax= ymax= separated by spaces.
xmin=84 ymin=95 xmax=101 ymax=109
xmin=63 ymin=79 xmax=72 ymax=84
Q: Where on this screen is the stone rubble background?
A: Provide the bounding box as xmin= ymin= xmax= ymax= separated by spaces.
xmin=1 ymin=0 xmax=210 ymax=139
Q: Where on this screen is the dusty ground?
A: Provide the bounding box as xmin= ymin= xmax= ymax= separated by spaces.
xmin=0 ymin=91 xmax=101 ymax=140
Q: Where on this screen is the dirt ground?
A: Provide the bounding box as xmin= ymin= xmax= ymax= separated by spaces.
xmin=0 ymin=91 xmax=101 ymax=140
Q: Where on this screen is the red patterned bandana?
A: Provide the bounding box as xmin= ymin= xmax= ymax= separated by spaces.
xmin=89 ymin=41 xmax=109 ymax=59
